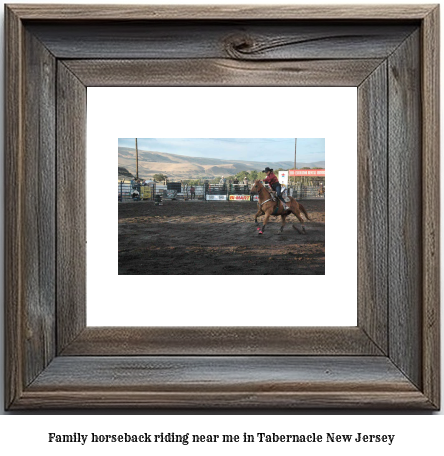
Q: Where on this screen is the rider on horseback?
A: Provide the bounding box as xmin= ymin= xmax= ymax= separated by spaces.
xmin=263 ymin=167 xmax=290 ymax=211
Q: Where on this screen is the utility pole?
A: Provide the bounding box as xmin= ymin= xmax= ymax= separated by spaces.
xmin=294 ymin=138 xmax=297 ymax=185
xmin=135 ymin=138 xmax=139 ymax=180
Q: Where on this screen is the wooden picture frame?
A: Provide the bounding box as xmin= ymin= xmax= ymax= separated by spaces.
xmin=5 ymin=4 xmax=440 ymax=409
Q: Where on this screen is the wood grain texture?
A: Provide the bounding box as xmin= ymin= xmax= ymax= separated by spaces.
xmin=63 ymin=58 xmax=384 ymax=87
xmin=16 ymin=390 xmax=433 ymax=410
xmin=5 ymin=5 xmax=24 ymax=410
xmin=14 ymin=356 xmax=432 ymax=409
xmin=357 ymin=62 xmax=388 ymax=354
xmin=27 ymin=22 xmax=416 ymax=60
xmin=56 ymin=62 xmax=87 ymax=353
xmin=21 ymin=28 xmax=57 ymax=387
xmin=421 ymin=6 xmax=440 ymax=409
xmin=388 ymin=31 xmax=422 ymax=389
xmin=61 ymin=327 xmax=382 ymax=356
xmin=7 ymin=4 xmax=435 ymax=20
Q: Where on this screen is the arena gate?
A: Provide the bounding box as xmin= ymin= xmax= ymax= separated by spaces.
xmin=118 ymin=181 xmax=155 ymax=202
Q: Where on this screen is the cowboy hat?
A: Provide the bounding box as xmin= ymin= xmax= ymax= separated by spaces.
xmin=263 ymin=167 xmax=273 ymax=173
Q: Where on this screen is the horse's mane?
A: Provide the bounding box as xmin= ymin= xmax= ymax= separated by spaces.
xmin=255 ymin=180 xmax=271 ymax=195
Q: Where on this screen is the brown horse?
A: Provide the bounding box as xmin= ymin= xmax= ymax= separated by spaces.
xmin=251 ymin=180 xmax=310 ymax=235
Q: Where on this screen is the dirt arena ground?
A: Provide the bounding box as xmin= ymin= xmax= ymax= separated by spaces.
xmin=119 ymin=199 xmax=325 ymax=275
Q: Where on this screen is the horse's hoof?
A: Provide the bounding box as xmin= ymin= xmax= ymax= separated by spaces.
xmin=258 ymin=230 xmax=263 ymax=235
xmin=257 ymin=227 xmax=261 ymax=231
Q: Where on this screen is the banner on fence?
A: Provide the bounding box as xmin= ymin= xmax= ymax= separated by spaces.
xmin=279 ymin=171 xmax=289 ymax=186
xmin=165 ymin=190 xmax=177 ymax=199
xmin=229 ymin=195 xmax=251 ymax=201
xmin=206 ymin=195 xmax=227 ymax=201
xmin=289 ymin=169 xmax=325 ymax=176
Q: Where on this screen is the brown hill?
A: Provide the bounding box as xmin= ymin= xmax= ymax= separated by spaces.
xmin=118 ymin=147 xmax=324 ymax=180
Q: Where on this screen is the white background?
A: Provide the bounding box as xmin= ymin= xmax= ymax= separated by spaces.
xmin=1 ymin=415 xmax=443 ymax=454
xmin=0 ymin=0 xmax=442 ymax=446
xmin=88 ymin=87 xmax=357 ymax=326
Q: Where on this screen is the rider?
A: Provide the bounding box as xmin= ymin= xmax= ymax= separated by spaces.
xmin=263 ymin=167 xmax=290 ymax=210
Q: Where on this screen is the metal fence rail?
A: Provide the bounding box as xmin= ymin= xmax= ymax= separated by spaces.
xmin=178 ymin=185 xmax=205 ymax=200
xmin=228 ymin=184 xmax=251 ymax=195
xmin=289 ymin=185 xmax=325 ymax=200
xmin=118 ymin=182 xmax=325 ymax=202
xmin=206 ymin=183 xmax=227 ymax=195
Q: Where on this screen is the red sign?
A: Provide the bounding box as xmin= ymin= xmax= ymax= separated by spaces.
xmin=229 ymin=195 xmax=251 ymax=201
xmin=289 ymin=169 xmax=325 ymax=177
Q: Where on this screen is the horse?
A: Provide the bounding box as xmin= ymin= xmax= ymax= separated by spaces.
xmin=250 ymin=180 xmax=310 ymax=235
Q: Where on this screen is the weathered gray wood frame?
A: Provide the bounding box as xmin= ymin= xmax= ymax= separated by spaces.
xmin=5 ymin=5 xmax=440 ymax=409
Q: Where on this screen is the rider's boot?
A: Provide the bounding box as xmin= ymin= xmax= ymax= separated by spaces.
xmin=281 ymin=198 xmax=290 ymax=211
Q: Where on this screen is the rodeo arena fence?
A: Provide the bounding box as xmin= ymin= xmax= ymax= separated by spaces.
xmin=118 ymin=175 xmax=325 ymax=203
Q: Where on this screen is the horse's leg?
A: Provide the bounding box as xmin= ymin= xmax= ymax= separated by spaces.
xmin=279 ymin=214 xmax=287 ymax=234
xmin=291 ymin=204 xmax=306 ymax=234
xmin=259 ymin=212 xmax=271 ymax=234
xmin=254 ymin=208 xmax=263 ymax=225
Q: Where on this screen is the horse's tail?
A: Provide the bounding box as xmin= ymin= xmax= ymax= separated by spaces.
xmin=299 ymin=203 xmax=311 ymax=221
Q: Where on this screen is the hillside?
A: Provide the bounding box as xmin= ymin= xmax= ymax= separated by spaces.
xmin=118 ymin=166 xmax=134 ymax=180
xmin=118 ymin=147 xmax=324 ymax=180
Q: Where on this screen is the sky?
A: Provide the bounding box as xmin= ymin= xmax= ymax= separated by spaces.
xmin=118 ymin=138 xmax=325 ymax=164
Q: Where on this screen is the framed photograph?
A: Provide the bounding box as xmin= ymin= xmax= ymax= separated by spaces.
xmin=5 ymin=4 xmax=440 ymax=409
